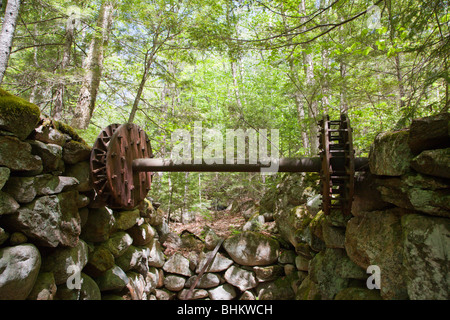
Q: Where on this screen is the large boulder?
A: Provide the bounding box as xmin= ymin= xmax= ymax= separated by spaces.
xmin=0 ymin=136 xmax=42 ymax=173
xmin=345 ymin=208 xmax=408 ymax=299
xmin=369 ymin=129 xmax=413 ymax=176
xmin=223 ymin=231 xmax=280 ymax=266
xmin=3 ymin=191 xmax=81 ymax=247
xmin=0 ymin=244 xmax=41 ymax=300
xmin=410 ymin=148 xmax=450 ymax=179
xmin=0 ymin=89 xmax=40 ymax=140
xmin=408 ymin=112 xmax=450 ymax=154
xmin=401 ymin=214 xmax=450 ymax=300
xmin=376 ymin=173 xmax=450 ymax=218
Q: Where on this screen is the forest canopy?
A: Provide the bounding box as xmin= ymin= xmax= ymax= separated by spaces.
xmin=0 ymin=0 xmax=448 ymax=214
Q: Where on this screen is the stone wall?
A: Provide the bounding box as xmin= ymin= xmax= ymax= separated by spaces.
xmin=0 ymin=90 xmax=448 ymax=300
xmin=272 ymin=112 xmax=449 ymax=300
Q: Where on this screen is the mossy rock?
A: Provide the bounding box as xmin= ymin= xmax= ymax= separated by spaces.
xmin=53 ymin=120 xmax=87 ymax=145
xmin=0 ymin=88 xmax=41 ymax=140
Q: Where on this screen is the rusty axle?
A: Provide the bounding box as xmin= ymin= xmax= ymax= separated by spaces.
xmin=90 ymin=114 xmax=366 ymax=215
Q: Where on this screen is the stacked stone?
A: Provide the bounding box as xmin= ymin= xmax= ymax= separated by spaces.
xmin=272 ymin=112 xmax=450 ymax=300
xmin=0 ymin=90 xmax=168 ymax=300
xmin=156 ymin=230 xmax=301 ymax=300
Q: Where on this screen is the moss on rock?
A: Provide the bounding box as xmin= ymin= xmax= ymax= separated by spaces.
xmin=53 ymin=120 xmax=87 ymax=145
xmin=0 ymin=89 xmax=41 ymax=140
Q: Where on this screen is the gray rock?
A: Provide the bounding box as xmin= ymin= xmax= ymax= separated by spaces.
xmin=224 ymin=265 xmax=258 ymax=291
xmin=84 ymin=245 xmax=115 ymax=277
xmin=80 ymin=207 xmax=115 ymax=243
xmin=377 ymin=174 xmax=450 ymax=218
xmin=102 ymin=231 xmax=133 ymax=258
xmin=0 ymin=190 xmax=19 ymax=215
xmin=0 ymin=227 xmax=8 ymax=245
xmin=295 ymin=255 xmax=310 ymax=271
xmin=185 ymin=273 xmax=221 ymax=289
xmin=27 ymin=272 xmax=57 ymax=300
xmin=41 ymin=239 xmax=89 ymax=285
xmin=127 ymin=223 xmax=155 ymax=246
xmin=411 ymin=148 xmax=450 ymax=179
xmin=369 ymin=129 xmax=413 ymax=176
xmin=163 ymin=253 xmax=192 ymax=277
xmin=0 ymin=244 xmax=41 ymax=300
xmin=223 ymin=231 xmax=280 ymax=266
xmin=96 ymin=265 xmax=129 ymax=292
xmin=62 ymin=140 xmax=91 ymax=164
xmin=116 ymin=245 xmax=150 ymax=275
xmin=178 ymin=288 xmax=209 ymax=300
xmin=28 ymin=140 xmax=64 ymax=173
xmin=4 ymin=191 xmax=81 ymax=247
xmin=164 ymin=275 xmax=186 ymax=292
xmin=0 ymin=166 xmax=10 ymax=189
xmin=208 ymin=284 xmax=236 ymax=300
xmin=408 ymin=112 xmax=450 ymax=154
xmin=113 ymin=209 xmax=140 ymax=231
xmin=335 ymin=287 xmax=382 ymax=300
xmin=146 ymin=239 xmax=165 ymax=268
xmin=4 ymin=174 xmax=79 ymax=203
xmin=33 ymin=122 xmax=66 ymax=146
xmin=345 ymin=209 xmax=408 ymax=300
xmin=0 ymin=136 xmax=42 ymax=173
xmin=242 ymin=214 xmax=265 ymax=232
xmin=402 ymin=214 xmax=450 ymax=300
xmin=64 ymin=161 xmax=91 ymax=192
xmin=196 ymin=252 xmax=233 ymax=273
xmin=322 ymin=223 xmax=345 ymax=249
xmin=255 ymin=273 xmax=297 ymax=300
xmin=253 ymin=265 xmax=284 ymax=282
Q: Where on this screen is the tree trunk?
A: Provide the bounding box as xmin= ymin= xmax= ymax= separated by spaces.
xmin=52 ymin=25 xmax=74 ymax=120
xmin=71 ymin=1 xmax=114 ymax=129
xmin=0 ymin=0 xmax=21 ymax=85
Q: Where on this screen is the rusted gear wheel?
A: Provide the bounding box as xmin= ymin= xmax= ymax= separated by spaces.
xmin=319 ymin=114 xmax=355 ymax=215
xmin=90 ymin=123 xmax=121 ymax=207
xmin=90 ymin=123 xmax=153 ymax=209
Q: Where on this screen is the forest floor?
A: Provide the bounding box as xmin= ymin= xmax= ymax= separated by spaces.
xmin=170 ymin=209 xmax=246 ymax=239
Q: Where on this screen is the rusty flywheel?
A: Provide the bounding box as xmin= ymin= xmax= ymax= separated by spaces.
xmin=318 ymin=114 xmax=355 ymax=215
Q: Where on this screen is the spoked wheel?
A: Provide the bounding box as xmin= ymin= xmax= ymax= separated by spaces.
xmin=90 ymin=123 xmax=153 ymax=209
xmin=319 ymin=114 xmax=355 ymax=215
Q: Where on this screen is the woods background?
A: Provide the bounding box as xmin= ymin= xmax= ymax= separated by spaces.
xmin=0 ymin=0 xmax=448 ymax=216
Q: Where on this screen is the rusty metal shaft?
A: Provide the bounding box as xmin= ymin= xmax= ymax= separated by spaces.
xmin=132 ymin=157 xmax=369 ymax=173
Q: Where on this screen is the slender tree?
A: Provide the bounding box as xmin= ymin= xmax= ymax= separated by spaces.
xmin=0 ymin=0 xmax=21 ymax=85
xmin=71 ymin=0 xmax=115 ymax=129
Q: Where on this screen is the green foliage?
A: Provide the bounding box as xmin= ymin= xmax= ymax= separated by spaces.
xmin=1 ymin=0 xmax=448 ymax=214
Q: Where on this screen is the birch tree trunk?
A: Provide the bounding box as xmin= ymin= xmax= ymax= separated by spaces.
xmin=0 ymin=0 xmax=21 ymax=85
xmin=71 ymin=1 xmax=114 ymax=129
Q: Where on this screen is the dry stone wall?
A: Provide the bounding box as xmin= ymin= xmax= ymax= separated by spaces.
xmin=0 ymin=90 xmax=448 ymax=300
